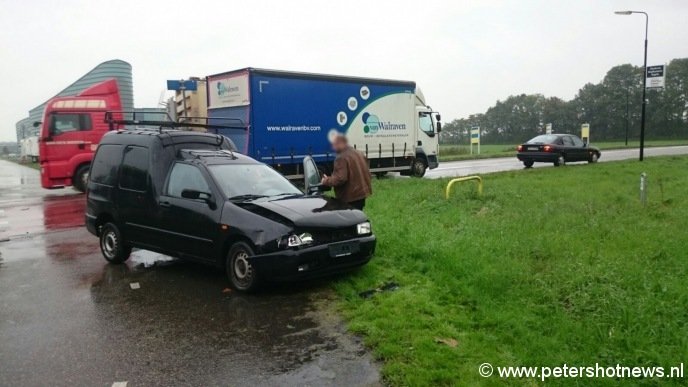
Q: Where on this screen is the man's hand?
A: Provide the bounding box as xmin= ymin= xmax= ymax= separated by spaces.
xmin=321 ymin=174 xmax=328 ymax=185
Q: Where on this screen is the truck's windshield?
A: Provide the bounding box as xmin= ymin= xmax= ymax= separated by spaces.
xmin=49 ymin=113 xmax=92 ymax=135
xmin=208 ymin=164 xmax=302 ymax=200
xmin=419 ymin=112 xmax=434 ymax=135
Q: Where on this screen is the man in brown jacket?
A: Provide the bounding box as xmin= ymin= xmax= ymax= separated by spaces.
xmin=321 ymin=134 xmax=372 ymax=210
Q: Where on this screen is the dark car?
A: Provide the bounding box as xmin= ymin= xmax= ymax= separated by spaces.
xmin=85 ymin=130 xmax=375 ymax=291
xmin=516 ymin=134 xmax=601 ymax=168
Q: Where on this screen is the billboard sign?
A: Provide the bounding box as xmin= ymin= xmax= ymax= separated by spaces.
xmin=646 ymin=65 xmax=665 ymax=89
xmin=470 ymin=127 xmax=480 ymax=144
xmin=581 ymin=123 xmax=590 ymax=143
xmin=208 ymin=72 xmax=250 ymax=109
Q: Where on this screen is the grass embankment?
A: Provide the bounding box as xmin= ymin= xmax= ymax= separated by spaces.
xmin=440 ymin=139 xmax=688 ymax=162
xmin=334 ymin=156 xmax=688 ymax=386
xmin=0 ymin=156 xmax=40 ymax=170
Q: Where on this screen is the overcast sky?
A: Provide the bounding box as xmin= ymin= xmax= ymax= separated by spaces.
xmin=1 ymin=0 xmax=687 ymax=141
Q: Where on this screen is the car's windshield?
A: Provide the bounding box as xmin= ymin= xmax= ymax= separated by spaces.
xmin=527 ymin=135 xmax=559 ymax=144
xmin=208 ymin=164 xmax=302 ymax=200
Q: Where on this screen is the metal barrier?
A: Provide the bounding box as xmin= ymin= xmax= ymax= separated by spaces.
xmin=445 ymin=176 xmax=483 ymax=199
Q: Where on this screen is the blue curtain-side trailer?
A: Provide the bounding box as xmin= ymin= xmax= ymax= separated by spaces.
xmin=206 ymin=68 xmax=441 ymax=178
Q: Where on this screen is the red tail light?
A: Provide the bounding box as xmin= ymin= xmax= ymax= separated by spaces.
xmin=517 ymin=145 xmax=523 ymax=152
xmin=543 ymin=145 xmax=553 ymax=152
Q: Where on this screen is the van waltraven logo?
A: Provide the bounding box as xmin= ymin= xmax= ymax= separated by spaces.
xmin=362 ymin=112 xmax=406 ymax=134
xmin=217 ymin=82 xmax=239 ymax=96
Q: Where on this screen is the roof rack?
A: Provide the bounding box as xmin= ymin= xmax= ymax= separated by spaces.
xmin=180 ymin=149 xmax=237 ymax=160
xmin=104 ymin=111 xmax=248 ymax=133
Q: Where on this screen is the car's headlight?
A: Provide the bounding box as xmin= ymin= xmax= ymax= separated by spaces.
xmin=357 ymin=221 xmax=372 ymax=235
xmin=280 ymin=233 xmax=314 ymax=248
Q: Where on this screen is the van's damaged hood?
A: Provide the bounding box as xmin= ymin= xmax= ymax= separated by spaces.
xmin=244 ymin=196 xmax=368 ymax=228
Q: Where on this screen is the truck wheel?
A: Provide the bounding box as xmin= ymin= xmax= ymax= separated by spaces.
xmin=226 ymin=242 xmax=259 ymax=292
xmin=73 ymin=164 xmax=90 ymax=192
xmin=523 ymin=160 xmax=534 ymax=168
xmin=99 ymin=222 xmax=131 ymax=264
xmin=411 ymin=159 xmax=427 ymax=178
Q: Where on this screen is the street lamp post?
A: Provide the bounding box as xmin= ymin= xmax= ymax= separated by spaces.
xmin=615 ymin=10 xmax=648 ymax=161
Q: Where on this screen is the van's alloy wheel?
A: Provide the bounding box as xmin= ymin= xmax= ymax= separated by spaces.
xmin=226 ymin=242 xmax=259 ymax=291
xmin=99 ymin=222 xmax=131 ymax=264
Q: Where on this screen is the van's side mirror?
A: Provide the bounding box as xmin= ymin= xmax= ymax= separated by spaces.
xmin=435 ymin=114 xmax=441 ymax=122
xmin=33 ymin=121 xmax=42 ymax=128
xmin=182 ymin=189 xmax=213 ymax=205
xmin=436 ymin=122 xmax=442 ymax=133
xmin=303 ymin=156 xmax=322 ymax=195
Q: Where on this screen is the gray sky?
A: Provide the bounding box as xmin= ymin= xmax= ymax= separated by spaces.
xmin=1 ymin=0 xmax=687 ymax=141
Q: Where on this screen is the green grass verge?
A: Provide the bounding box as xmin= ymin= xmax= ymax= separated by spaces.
xmin=0 ymin=156 xmax=40 ymax=170
xmin=334 ymin=156 xmax=688 ymax=386
xmin=439 ymin=140 xmax=688 ymax=162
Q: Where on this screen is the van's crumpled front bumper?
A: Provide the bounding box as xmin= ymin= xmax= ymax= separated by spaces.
xmin=249 ymin=235 xmax=376 ymax=281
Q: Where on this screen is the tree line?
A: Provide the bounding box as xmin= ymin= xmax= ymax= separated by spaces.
xmin=440 ymin=58 xmax=688 ymax=144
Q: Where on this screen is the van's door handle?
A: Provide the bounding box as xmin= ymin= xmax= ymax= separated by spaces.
xmin=160 ymin=201 xmax=171 ymax=208
xmin=78 ymin=143 xmax=85 ymax=149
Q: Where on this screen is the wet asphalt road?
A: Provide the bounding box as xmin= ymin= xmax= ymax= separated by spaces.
xmin=0 ymin=160 xmax=379 ymax=387
xmin=425 ymin=145 xmax=688 ymax=178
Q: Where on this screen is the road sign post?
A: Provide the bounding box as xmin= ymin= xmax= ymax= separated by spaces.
xmin=470 ymin=127 xmax=480 ymax=155
xmin=581 ymin=123 xmax=590 ymax=145
xmin=646 ymin=65 xmax=665 ymax=89
xmin=166 ymin=79 xmax=198 ymax=121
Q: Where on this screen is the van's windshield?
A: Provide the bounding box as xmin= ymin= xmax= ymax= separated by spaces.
xmin=208 ymin=164 xmax=302 ymax=200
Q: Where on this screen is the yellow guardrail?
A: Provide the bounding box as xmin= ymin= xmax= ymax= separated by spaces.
xmin=445 ymin=176 xmax=483 ymax=199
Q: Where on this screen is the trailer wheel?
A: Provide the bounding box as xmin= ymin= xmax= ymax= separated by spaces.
xmin=411 ymin=158 xmax=427 ymax=178
xmin=73 ymin=164 xmax=90 ymax=192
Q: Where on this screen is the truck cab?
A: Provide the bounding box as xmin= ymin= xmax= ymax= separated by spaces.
xmin=411 ymin=89 xmax=441 ymax=176
xmin=38 ymin=79 xmax=122 ymax=191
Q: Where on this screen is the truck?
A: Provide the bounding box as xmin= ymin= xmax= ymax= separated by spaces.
xmin=20 ymin=136 xmax=39 ymax=162
xmin=37 ymin=79 xmax=123 ymax=192
xmin=205 ymin=68 xmax=441 ymax=178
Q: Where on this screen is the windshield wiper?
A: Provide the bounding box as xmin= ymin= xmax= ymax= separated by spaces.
xmin=228 ymin=194 xmax=268 ymax=202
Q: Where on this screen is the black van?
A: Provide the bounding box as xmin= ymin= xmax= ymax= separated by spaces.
xmin=85 ymin=129 xmax=375 ymax=291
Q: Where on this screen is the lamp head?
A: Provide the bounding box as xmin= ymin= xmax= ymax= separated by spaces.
xmin=615 ymin=11 xmax=633 ymax=15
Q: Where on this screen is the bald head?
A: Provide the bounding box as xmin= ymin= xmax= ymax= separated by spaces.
xmin=331 ymin=133 xmax=349 ymax=153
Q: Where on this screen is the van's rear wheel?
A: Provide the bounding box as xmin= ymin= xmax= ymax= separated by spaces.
xmin=73 ymin=164 xmax=90 ymax=192
xmin=226 ymin=242 xmax=259 ymax=292
xmin=99 ymin=222 xmax=131 ymax=264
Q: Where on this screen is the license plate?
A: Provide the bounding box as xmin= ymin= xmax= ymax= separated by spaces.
xmin=528 ymin=147 xmax=539 ymax=151
xmin=329 ymin=241 xmax=360 ymax=258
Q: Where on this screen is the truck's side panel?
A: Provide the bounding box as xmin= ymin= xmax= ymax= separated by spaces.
xmin=249 ymin=72 xmax=414 ymax=165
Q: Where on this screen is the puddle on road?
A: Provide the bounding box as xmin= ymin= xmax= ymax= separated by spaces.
xmin=85 ymin=248 xmax=380 ymax=386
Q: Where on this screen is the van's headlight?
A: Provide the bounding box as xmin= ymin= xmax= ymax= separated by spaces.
xmin=279 ymin=233 xmax=314 ymax=248
xmin=357 ymin=222 xmax=372 ymax=235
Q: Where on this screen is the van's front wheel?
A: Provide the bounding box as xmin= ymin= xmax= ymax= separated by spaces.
xmin=226 ymin=242 xmax=259 ymax=292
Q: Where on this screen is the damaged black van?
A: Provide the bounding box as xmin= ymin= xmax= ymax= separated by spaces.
xmin=85 ymin=129 xmax=376 ymax=291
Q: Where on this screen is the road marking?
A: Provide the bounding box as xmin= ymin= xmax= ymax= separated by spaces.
xmin=112 ymin=382 xmax=128 ymax=387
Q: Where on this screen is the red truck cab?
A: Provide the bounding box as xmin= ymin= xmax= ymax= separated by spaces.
xmin=38 ymin=79 xmax=122 ymax=191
